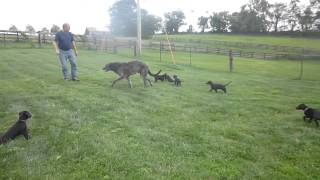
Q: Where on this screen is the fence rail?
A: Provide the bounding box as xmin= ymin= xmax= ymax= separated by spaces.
xmin=1 ymin=30 xmax=320 ymax=61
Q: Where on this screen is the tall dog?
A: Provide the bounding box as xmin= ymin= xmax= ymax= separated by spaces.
xmin=0 ymin=111 xmax=32 ymax=145
xmin=103 ymin=60 xmax=158 ymax=88
xmin=296 ymin=103 xmax=320 ymax=127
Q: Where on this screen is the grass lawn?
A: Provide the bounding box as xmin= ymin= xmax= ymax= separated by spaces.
xmin=153 ymin=34 xmax=320 ymax=51
xmin=0 ymin=47 xmax=320 ymax=179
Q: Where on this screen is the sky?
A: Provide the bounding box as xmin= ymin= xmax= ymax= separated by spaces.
xmin=0 ymin=0 xmax=310 ymax=34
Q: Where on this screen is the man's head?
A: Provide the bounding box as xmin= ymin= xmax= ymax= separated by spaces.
xmin=62 ymin=23 xmax=70 ymax=32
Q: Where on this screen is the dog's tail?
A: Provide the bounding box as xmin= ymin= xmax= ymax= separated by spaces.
xmin=224 ymin=81 xmax=232 ymax=86
xmin=148 ymin=70 xmax=161 ymax=77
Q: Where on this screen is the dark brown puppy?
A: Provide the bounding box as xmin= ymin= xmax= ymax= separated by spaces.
xmin=0 ymin=111 xmax=32 ymax=145
xmin=206 ymin=81 xmax=232 ymax=93
xmin=103 ymin=60 xmax=157 ymax=88
xmin=296 ymin=103 xmax=320 ymax=127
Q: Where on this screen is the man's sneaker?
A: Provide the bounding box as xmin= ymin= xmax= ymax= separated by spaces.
xmin=64 ymin=78 xmax=70 ymax=81
xmin=71 ymin=78 xmax=80 ymax=81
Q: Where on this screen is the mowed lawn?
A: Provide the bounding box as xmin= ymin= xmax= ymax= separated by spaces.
xmin=1 ymin=48 xmax=320 ymax=179
xmin=154 ymin=34 xmax=320 ymax=51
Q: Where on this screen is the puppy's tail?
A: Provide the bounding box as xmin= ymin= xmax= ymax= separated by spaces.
xmin=224 ymin=81 xmax=232 ymax=86
xmin=148 ymin=70 xmax=161 ymax=77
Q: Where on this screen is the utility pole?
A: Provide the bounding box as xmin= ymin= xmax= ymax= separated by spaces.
xmin=137 ymin=0 xmax=142 ymax=56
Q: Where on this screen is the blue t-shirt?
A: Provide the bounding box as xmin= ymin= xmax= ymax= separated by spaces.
xmin=55 ymin=31 xmax=74 ymax=51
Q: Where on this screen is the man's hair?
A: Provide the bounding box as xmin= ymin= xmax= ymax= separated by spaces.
xmin=62 ymin=23 xmax=70 ymax=29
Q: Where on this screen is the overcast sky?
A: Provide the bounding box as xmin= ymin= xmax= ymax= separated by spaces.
xmin=0 ymin=0 xmax=310 ymax=34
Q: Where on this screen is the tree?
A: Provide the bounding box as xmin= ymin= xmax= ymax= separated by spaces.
xmin=109 ymin=0 xmax=161 ymax=37
xmin=270 ymin=3 xmax=287 ymax=32
xmin=25 ymin=24 xmax=35 ymax=34
xmin=198 ymin=16 xmax=209 ymax=33
xmin=229 ymin=6 xmax=265 ymax=33
xmin=298 ymin=6 xmax=314 ymax=31
xmin=287 ymin=0 xmax=301 ymax=32
xmin=247 ymin=0 xmax=271 ymax=32
xmin=109 ymin=0 xmax=136 ymax=36
xmin=164 ymin=10 xmax=186 ymax=34
xmin=141 ymin=9 xmax=162 ymax=38
xmin=9 ymin=25 xmax=18 ymax=31
xmin=187 ymin=25 xmax=193 ymax=33
xmin=50 ymin=24 xmax=60 ymax=33
xmin=210 ymin=11 xmax=230 ymax=32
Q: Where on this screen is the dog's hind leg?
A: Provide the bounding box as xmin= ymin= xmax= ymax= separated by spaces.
xmin=112 ymin=76 xmax=124 ymax=87
xmin=147 ymin=78 xmax=153 ymax=86
xmin=315 ymin=119 xmax=319 ymax=127
xmin=127 ymin=77 xmax=133 ymax=88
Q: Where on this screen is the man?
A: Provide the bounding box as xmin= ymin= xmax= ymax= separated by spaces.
xmin=53 ymin=23 xmax=79 ymax=81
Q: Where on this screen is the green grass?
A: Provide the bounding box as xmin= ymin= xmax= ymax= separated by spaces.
xmin=1 ymin=47 xmax=320 ymax=179
xmin=153 ymin=34 xmax=320 ymax=50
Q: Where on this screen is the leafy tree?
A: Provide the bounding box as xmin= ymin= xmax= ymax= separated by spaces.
xmin=50 ymin=24 xmax=60 ymax=33
xmin=197 ymin=16 xmax=209 ymax=33
xmin=164 ymin=10 xmax=186 ymax=34
xmin=287 ymin=0 xmax=301 ymax=32
xmin=229 ymin=6 xmax=265 ymax=33
xmin=141 ymin=9 xmax=162 ymax=38
xmin=297 ymin=6 xmax=314 ymax=31
xmin=9 ymin=25 xmax=18 ymax=31
xmin=109 ymin=0 xmax=162 ymax=37
xmin=25 ymin=24 xmax=35 ymax=34
xmin=270 ymin=3 xmax=287 ymax=32
xmin=247 ymin=0 xmax=271 ymax=32
xmin=210 ymin=11 xmax=230 ymax=32
xmin=109 ymin=0 xmax=136 ymax=36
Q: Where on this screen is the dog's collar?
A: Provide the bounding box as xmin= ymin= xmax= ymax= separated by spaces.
xmin=304 ymin=108 xmax=310 ymax=112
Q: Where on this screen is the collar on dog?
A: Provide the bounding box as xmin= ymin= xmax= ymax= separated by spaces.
xmin=304 ymin=108 xmax=310 ymax=113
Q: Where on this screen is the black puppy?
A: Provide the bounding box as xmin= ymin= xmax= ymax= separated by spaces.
xmin=173 ymin=75 xmax=182 ymax=86
xmin=154 ymin=73 xmax=167 ymax=82
xmin=296 ymin=104 xmax=320 ymax=127
xmin=165 ymin=74 xmax=174 ymax=82
xmin=0 ymin=111 xmax=32 ymax=145
xmin=206 ymin=81 xmax=232 ymax=93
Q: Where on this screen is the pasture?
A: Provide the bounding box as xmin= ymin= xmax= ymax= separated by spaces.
xmin=0 ymin=39 xmax=320 ymax=178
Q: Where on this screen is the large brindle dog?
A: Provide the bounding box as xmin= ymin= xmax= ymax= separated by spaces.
xmin=103 ymin=60 xmax=160 ymax=88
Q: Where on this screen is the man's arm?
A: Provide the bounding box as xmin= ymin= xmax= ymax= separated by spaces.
xmin=53 ymin=41 xmax=60 ymax=55
xmin=72 ymin=41 xmax=78 ymax=56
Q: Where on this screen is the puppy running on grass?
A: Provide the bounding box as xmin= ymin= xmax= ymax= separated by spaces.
xmin=206 ymin=81 xmax=232 ymax=93
xmin=0 ymin=111 xmax=32 ymax=145
xmin=296 ymin=103 xmax=320 ymax=127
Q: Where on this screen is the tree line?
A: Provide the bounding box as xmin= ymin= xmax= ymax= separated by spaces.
xmin=5 ymin=0 xmax=320 ymax=37
xmin=109 ymin=0 xmax=320 ymax=37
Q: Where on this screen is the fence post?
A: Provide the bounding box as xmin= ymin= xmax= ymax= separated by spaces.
xmin=3 ymin=33 xmax=6 ymax=47
xmin=134 ymin=44 xmax=137 ymax=57
xmin=189 ymin=47 xmax=192 ymax=65
xmin=113 ymin=39 xmax=117 ymax=54
xmin=37 ymin=31 xmax=42 ymax=48
xmin=229 ymin=49 xmax=234 ymax=72
xmin=160 ymin=41 xmax=162 ymax=62
xmin=298 ymin=49 xmax=305 ymax=80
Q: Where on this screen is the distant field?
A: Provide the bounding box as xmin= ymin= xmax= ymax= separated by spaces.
xmin=153 ymin=34 xmax=320 ymax=50
xmin=1 ymin=47 xmax=320 ymax=179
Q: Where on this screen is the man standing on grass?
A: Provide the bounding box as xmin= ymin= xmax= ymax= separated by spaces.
xmin=53 ymin=23 xmax=79 ymax=81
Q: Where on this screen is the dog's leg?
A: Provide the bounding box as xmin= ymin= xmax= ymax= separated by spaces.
xmin=214 ymin=89 xmax=218 ymax=93
xmin=315 ymin=120 xmax=319 ymax=127
xmin=147 ymin=78 xmax=152 ymax=86
xmin=223 ymin=88 xmax=227 ymax=93
xmin=127 ymin=77 xmax=133 ymax=88
xmin=303 ymin=116 xmax=307 ymax=122
xmin=112 ymin=76 xmax=124 ymax=87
